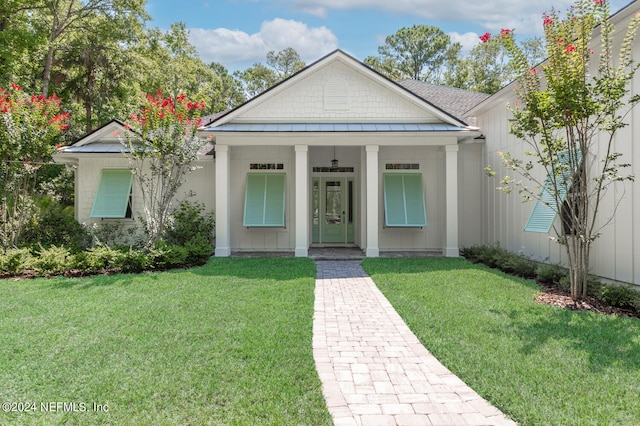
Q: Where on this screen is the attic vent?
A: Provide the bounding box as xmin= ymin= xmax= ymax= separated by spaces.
xmin=324 ymin=78 xmax=349 ymax=110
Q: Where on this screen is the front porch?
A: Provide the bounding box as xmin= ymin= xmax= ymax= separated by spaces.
xmin=213 ymin=143 xmax=463 ymax=258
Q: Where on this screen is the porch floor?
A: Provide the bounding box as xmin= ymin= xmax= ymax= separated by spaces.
xmin=230 ymin=248 xmax=444 ymax=260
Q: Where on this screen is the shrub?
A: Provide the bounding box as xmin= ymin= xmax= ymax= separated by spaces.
xmin=78 ymin=245 xmax=124 ymax=273
xmin=536 ymin=263 xmax=568 ymax=285
xmin=494 ymin=251 xmax=537 ymax=278
xmin=150 ymin=240 xmax=188 ymax=269
xmin=116 ymin=248 xmax=152 ymax=273
xmin=32 ymin=245 xmax=74 ymax=276
xmin=20 ymin=197 xmax=91 ymax=250
xmin=0 ymin=247 xmax=35 ymax=275
xmin=558 ymin=275 xmax=571 ymax=293
xmin=461 ymin=243 xmax=503 ymax=267
xmin=87 ymin=221 xmax=140 ymax=247
xmin=184 ymin=234 xmax=214 ymax=266
xmin=598 ymin=284 xmax=640 ymax=310
xmin=463 ymin=244 xmax=536 ymax=278
xmin=165 ymin=200 xmax=214 ymax=246
xmin=586 ymin=276 xmax=604 ymax=298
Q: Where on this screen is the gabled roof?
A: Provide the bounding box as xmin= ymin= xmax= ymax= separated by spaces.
xmin=57 ymin=118 xmax=214 ymax=156
xmin=399 ymin=80 xmax=490 ymax=121
xmin=204 ymin=49 xmax=473 ymax=130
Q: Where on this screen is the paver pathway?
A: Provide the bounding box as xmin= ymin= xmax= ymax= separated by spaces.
xmin=313 ymin=260 xmax=517 ymax=426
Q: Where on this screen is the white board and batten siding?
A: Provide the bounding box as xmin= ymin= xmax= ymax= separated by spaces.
xmin=471 ymin=4 xmax=640 ymax=285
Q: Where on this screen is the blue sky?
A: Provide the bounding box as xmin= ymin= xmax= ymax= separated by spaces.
xmin=146 ymin=0 xmax=632 ymax=71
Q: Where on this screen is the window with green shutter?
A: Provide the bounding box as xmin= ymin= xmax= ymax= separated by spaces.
xmin=91 ymin=169 xmax=133 ymax=218
xmin=243 ymin=173 xmax=286 ymax=227
xmin=524 ymin=150 xmax=582 ymax=233
xmin=383 ymin=173 xmax=427 ymax=227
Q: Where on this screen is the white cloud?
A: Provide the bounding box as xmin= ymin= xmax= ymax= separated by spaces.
xmin=189 ymin=18 xmax=338 ymax=70
xmin=449 ymin=32 xmax=482 ymax=57
xmin=291 ymin=0 xmax=629 ymax=35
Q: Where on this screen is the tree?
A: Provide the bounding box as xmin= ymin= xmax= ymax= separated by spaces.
xmin=363 ymin=55 xmax=405 ymax=81
xmin=266 ymin=47 xmax=305 ymax=80
xmin=0 ymin=83 xmax=69 ymax=246
xmin=0 ymin=0 xmax=44 ymax=85
xmin=485 ymin=0 xmax=640 ymax=299
xmin=120 ymin=90 xmax=206 ymax=248
xmin=445 ymin=36 xmax=545 ymax=94
xmin=234 ymin=63 xmax=277 ymax=99
xmin=235 ymin=48 xmax=306 ymax=99
xmin=58 ymin=8 xmax=147 ymax=133
xmin=208 ymin=62 xmax=245 ymax=111
xmin=38 ymin=0 xmax=146 ymax=97
xmin=136 ymin=23 xmax=236 ymax=116
xmin=366 ymin=25 xmax=461 ymax=82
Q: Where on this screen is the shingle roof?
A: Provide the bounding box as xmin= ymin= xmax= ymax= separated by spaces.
xmin=398 ymin=80 xmax=490 ymax=121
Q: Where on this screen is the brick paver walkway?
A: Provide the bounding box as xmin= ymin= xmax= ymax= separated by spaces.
xmin=313 ymin=260 xmax=517 ymax=426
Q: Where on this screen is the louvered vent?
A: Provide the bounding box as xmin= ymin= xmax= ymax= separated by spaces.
xmin=324 ymin=78 xmax=349 ymax=110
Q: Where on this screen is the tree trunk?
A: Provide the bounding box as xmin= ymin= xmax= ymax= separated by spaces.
xmin=567 ymin=236 xmax=589 ymax=300
xmin=42 ymin=44 xmax=55 ymax=97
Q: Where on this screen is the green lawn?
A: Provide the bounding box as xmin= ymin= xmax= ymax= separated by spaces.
xmin=362 ymin=257 xmax=640 ymax=426
xmin=0 ymin=258 xmax=332 ymax=426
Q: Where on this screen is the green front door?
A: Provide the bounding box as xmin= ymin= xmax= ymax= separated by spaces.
xmin=312 ymin=177 xmax=355 ymax=244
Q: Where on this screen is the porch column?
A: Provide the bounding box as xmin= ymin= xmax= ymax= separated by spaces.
xmin=295 ymin=145 xmax=309 ymax=257
xmin=444 ymin=144 xmax=459 ymax=257
xmin=366 ymin=145 xmax=379 ymax=257
xmin=215 ymin=144 xmax=231 ymax=257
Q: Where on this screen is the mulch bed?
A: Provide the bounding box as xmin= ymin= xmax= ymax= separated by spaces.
xmin=535 ymin=282 xmax=639 ymax=319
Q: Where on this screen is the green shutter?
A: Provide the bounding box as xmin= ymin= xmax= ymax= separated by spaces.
xmin=243 ymin=173 xmax=286 ymax=227
xmin=383 ymin=173 xmax=427 ymax=227
xmin=91 ymin=169 xmax=133 ymax=218
xmin=524 ymin=150 xmax=581 ymax=233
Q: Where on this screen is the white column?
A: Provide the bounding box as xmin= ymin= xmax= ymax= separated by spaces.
xmin=215 ymin=144 xmax=231 ymax=257
xmin=295 ymin=145 xmax=309 ymax=257
xmin=444 ymin=144 xmax=459 ymax=257
xmin=366 ymin=145 xmax=379 ymax=257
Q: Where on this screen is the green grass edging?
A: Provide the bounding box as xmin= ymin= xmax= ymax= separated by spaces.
xmin=0 ymin=258 xmax=332 ymax=425
xmin=362 ymin=257 xmax=640 ymax=426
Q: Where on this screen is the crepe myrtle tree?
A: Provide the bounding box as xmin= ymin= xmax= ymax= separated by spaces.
xmin=0 ymin=83 xmax=69 ymax=246
xmin=484 ymin=0 xmax=640 ymax=300
xmin=120 ymin=89 xmax=206 ymax=248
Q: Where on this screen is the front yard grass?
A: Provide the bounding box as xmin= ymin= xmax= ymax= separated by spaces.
xmin=362 ymin=257 xmax=640 ymax=426
xmin=0 ymin=258 xmax=332 ymax=425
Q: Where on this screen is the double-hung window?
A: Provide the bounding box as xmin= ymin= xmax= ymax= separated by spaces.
xmin=243 ymin=173 xmax=286 ymax=227
xmin=383 ymin=173 xmax=427 ymax=227
xmin=91 ymin=169 xmax=133 ymax=218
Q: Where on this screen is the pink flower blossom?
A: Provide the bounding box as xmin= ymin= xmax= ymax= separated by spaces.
xmin=565 ymin=44 xmax=576 ymax=53
xmin=594 ymin=0 xmax=604 ymax=6
xmin=479 ymin=32 xmax=491 ymax=43
xmin=500 ymin=29 xmax=512 ymax=38
xmin=543 ymin=14 xmax=554 ymax=27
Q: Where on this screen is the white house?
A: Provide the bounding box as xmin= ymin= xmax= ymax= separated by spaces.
xmin=56 ymin=50 xmax=488 ymax=259
xmin=55 ymin=0 xmax=640 ymax=287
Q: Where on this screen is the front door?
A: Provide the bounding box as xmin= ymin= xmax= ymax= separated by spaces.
xmin=312 ymin=177 xmax=355 ymax=244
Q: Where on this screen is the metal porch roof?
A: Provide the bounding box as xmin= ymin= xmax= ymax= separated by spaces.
xmin=204 ymin=123 xmax=471 ymax=132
